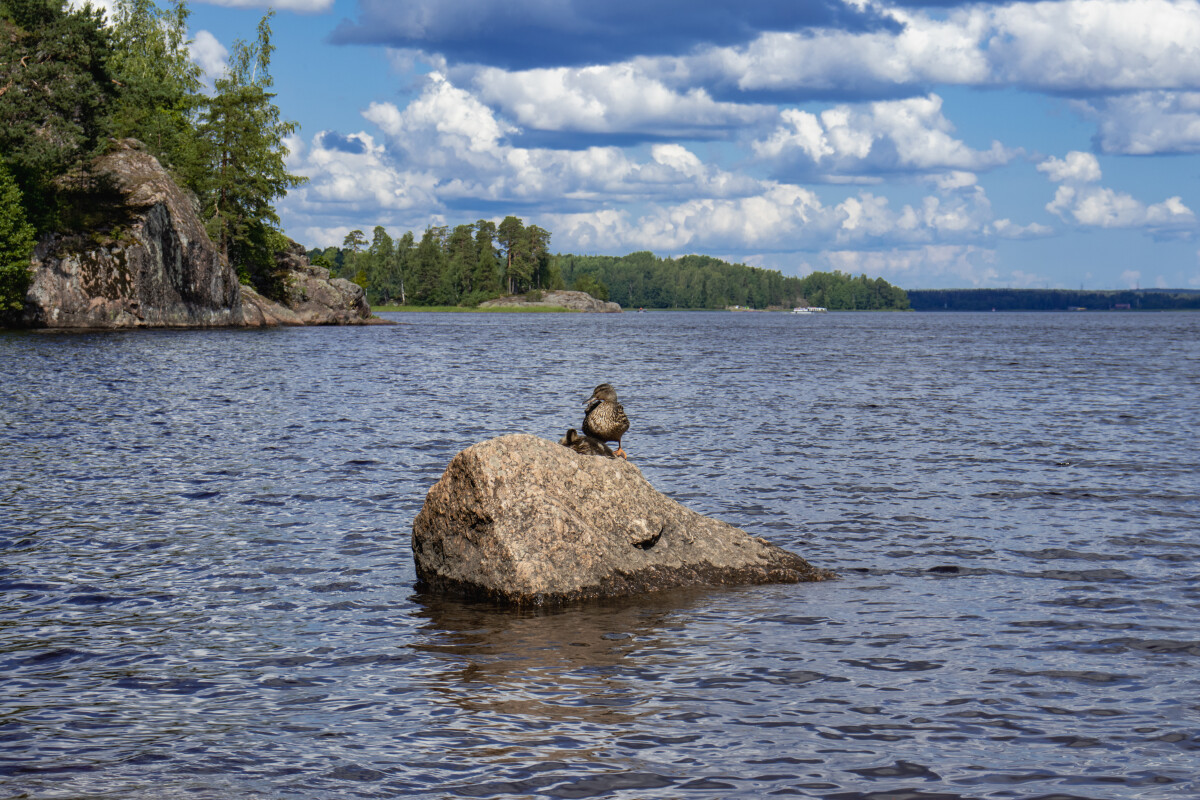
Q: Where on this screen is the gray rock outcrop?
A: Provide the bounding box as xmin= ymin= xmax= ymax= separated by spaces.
xmin=23 ymin=140 xmax=241 ymax=328
xmin=479 ymin=290 xmax=622 ymax=312
xmin=238 ymin=241 xmax=376 ymax=327
xmin=18 ymin=139 xmax=381 ymax=329
xmin=412 ymin=434 xmax=834 ymax=604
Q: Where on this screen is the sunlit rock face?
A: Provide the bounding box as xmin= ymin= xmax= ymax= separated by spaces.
xmin=238 ymin=241 xmax=375 ymax=327
xmin=412 ymin=434 xmax=834 ymax=605
xmin=24 ymin=140 xmax=241 ymax=329
xmin=22 ymin=139 xmax=377 ymax=329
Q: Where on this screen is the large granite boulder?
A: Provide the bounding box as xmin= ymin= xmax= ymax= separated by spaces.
xmin=412 ymin=434 xmax=834 ymax=604
xmin=23 ymin=139 xmax=241 ymax=328
xmin=479 ymin=290 xmax=621 ymax=312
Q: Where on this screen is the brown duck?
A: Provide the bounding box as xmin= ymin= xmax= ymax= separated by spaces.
xmin=582 ymin=383 xmax=629 ymax=459
xmin=559 ymin=428 xmax=615 ymax=458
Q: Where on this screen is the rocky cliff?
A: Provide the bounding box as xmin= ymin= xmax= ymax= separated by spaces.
xmin=412 ymin=434 xmax=834 ymax=605
xmin=18 ymin=139 xmax=378 ymax=329
xmin=23 ymin=140 xmax=240 ymax=328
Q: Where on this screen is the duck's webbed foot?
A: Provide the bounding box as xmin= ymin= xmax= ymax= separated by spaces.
xmin=615 ymin=447 xmax=628 ymax=460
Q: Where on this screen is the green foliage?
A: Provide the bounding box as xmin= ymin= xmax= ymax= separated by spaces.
xmin=441 ymin=223 xmax=475 ymax=304
xmin=556 ymin=257 xmax=907 ymax=310
xmin=312 ymin=214 xmax=906 ymax=311
xmin=796 ymin=271 xmax=910 ymax=311
xmin=472 ymin=220 xmax=502 ymax=297
xmin=557 ymin=252 xmax=802 ymax=309
xmin=362 ymin=226 xmax=394 ymax=304
xmin=198 ymin=10 xmax=305 ymax=298
xmin=339 ymin=229 xmax=366 ymax=280
xmin=0 ymin=162 xmax=36 ymax=314
xmin=107 ymin=0 xmax=203 ymax=185
xmin=313 ymin=217 xmax=909 ymax=312
xmin=497 ymin=215 xmax=524 ymax=293
xmin=314 ymin=218 xmax=557 ymax=308
xmin=0 ymin=0 xmax=115 ymax=232
xmin=572 ymin=272 xmax=609 ymax=301
xmin=0 ymin=0 xmax=308 ymax=316
xmin=524 ymin=225 xmax=554 ymax=290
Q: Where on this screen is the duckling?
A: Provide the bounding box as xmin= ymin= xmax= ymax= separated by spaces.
xmin=582 ymin=383 xmax=629 ymax=459
xmin=559 ymin=428 xmax=615 ymax=458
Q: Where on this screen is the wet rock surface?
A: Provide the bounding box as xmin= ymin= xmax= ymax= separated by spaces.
xmin=412 ymin=434 xmax=834 ymax=604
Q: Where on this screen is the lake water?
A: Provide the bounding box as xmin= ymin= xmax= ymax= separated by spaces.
xmin=1 ymin=311 xmax=1198 ymax=799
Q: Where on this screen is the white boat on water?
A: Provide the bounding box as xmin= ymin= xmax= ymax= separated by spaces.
xmin=791 ymin=306 xmax=827 ymax=314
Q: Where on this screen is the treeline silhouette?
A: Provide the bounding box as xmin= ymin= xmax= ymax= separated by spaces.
xmin=308 ymin=217 xmax=555 ymax=307
xmin=908 ymin=288 xmax=1200 ymax=311
xmin=558 ymin=253 xmax=909 ymax=310
xmin=308 ymin=221 xmax=911 ymax=310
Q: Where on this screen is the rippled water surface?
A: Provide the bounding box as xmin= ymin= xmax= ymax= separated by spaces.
xmin=2 ymin=311 xmax=1199 ymax=799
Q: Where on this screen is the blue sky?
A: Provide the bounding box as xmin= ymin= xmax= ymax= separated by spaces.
xmin=103 ymin=0 xmax=1200 ymax=288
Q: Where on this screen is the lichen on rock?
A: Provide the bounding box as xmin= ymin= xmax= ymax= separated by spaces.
xmin=412 ymin=434 xmax=834 ymax=605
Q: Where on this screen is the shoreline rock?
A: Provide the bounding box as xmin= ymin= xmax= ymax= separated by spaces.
xmin=237 ymin=240 xmax=384 ymax=327
xmin=412 ymin=434 xmax=834 ymax=605
xmin=16 ymin=139 xmax=385 ymax=330
xmin=22 ymin=141 xmax=240 ymax=329
xmin=479 ymin=290 xmax=621 ymax=313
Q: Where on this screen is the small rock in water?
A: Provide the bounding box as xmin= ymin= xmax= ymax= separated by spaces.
xmin=411 ymin=434 xmax=834 ymax=604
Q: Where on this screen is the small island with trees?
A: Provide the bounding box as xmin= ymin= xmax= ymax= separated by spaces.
xmin=310 ymin=220 xmax=912 ymax=312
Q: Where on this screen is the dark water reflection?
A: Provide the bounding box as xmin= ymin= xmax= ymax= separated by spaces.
xmin=2 ymin=311 xmax=1199 ymax=798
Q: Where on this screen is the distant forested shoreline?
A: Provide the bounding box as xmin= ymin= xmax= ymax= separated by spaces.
xmin=908 ymin=288 xmax=1200 ymax=311
xmin=308 ymin=221 xmax=910 ymax=311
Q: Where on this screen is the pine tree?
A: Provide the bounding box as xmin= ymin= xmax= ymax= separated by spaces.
xmin=496 ymin=215 xmax=524 ymax=294
xmin=341 ymin=229 xmax=366 ymax=281
xmin=0 ymin=0 xmax=115 ymax=232
xmin=442 ymin=223 xmax=475 ymax=304
xmin=412 ymin=226 xmax=447 ymax=305
xmin=197 ymin=10 xmax=305 ymax=298
xmin=395 ymin=231 xmax=414 ymax=305
xmin=0 ymin=162 xmax=36 ymax=314
xmin=472 ymin=219 xmax=501 ymax=299
xmin=365 ymin=225 xmax=396 ymax=304
xmin=524 ymin=224 xmax=552 ymax=289
xmin=107 ymin=0 xmax=203 ymax=186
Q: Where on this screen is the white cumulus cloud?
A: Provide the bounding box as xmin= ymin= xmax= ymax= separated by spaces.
xmin=753 ymin=94 xmax=1011 ymax=178
xmin=189 ymin=30 xmax=229 ymax=80
xmin=1036 ymin=151 xmax=1102 ymax=183
xmin=1079 ymin=92 xmax=1200 ymax=155
xmin=360 ymin=72 xmax=760 ymax=203
xmin=471 ymin=63 xmax=773 ymax=135
xmin=812 ymin=246 xmax=1001 ymax=287
xmin=274 ymin=72 xmax=1063 ymax=262
xmin=676 ymin=0 xmax=1200 ymax=97
xmin=1038 ymin=151 xmax=1196 ymax=233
